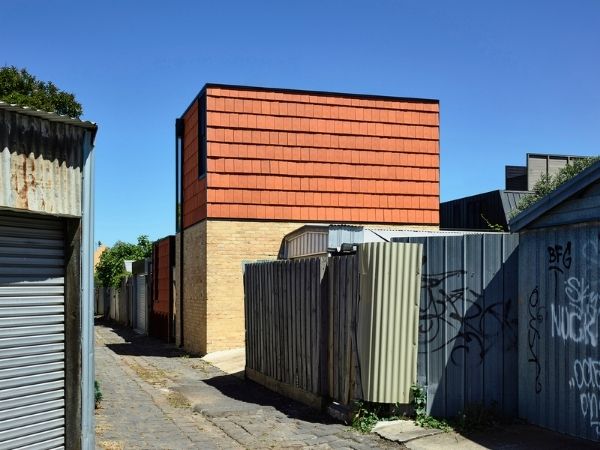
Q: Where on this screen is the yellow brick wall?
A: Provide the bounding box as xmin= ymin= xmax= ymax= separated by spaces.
xmin=180 ymin=221 xmax=207 ymax=355
xmin=174 ymin=233 xmax=181 ymax=346
xmin=205 ymin=220 xmax=300 ymax=352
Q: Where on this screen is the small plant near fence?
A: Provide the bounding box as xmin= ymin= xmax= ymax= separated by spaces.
xmin=95 ymin=380 xmax=103 ymax=409
xmin=351 ymin=386 xmax=506 ymax=434
xmin=410 ymin=384 xmax=452 ymax=431
xmin=351 ymin=401 xmax=405 ymax=433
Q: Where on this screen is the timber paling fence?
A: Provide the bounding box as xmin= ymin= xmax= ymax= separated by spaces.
xmin=244 ymin=242 xmax=423 ymax=407
xmin=244 ymin=254 xmax=365 ymax=405
xmin=244 ymin=237 xmax=520 ymax=418
xmin=244 ymin=257 xmax=328 ymax=398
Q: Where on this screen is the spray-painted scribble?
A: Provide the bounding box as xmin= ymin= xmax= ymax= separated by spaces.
xmin=419 ymin=270 xmax=516 ymax=366
xmin=569 ymin=357 xmax=600 ymax=436
xmin=551 ymin=277 xmax=600 ymax=347
xmin=527 ymin=287 xmax=543 ymax=393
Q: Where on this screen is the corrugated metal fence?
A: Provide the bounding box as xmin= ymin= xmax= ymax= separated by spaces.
xmin=394 ymin=234 xmax=519 ymax=417
xmin=357 ymin=242 xmax=422 ymax=404
xmin=519 ymin=224 xmax=600 ymax=442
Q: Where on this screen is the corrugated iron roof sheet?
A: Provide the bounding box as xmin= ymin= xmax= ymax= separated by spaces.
xmin=0 ymin=101 xmax=97 ymax=132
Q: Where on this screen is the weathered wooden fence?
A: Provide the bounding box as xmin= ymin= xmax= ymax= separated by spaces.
xmin=328 ymin=255 xmax=359 ymax=405
xmin=244 ymin=258 xmax=328 ymax=403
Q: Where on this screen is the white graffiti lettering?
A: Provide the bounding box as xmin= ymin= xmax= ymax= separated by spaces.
xmin=551 ymin=277 xmax=599 ymax=347
xmin=569 ymin=358 xmax=600 ymax=436
xmin=569 ymin=358 xmax=600 ymax=390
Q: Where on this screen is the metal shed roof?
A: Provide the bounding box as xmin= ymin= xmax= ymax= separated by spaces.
xmin=0 ymin=101 xmax=97 ymax=135
xmin=509 ymin=159 xmax=600 ymax=232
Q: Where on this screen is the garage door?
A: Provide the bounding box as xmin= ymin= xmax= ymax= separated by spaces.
xmin=0 ymin=213 xmax=66 ymax=449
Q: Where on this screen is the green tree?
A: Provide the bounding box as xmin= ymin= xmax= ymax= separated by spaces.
xmin=95 ymin=236 xmax=153 ymax=288
xmin=0 ymin=66 xmax=83 ymax=118
xmin=512 ymin=156 xmax=600 ymax=217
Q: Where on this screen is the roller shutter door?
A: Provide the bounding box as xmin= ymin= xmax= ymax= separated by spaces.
xmin=135 ymin=275 xmax=147 ymax=334
xmin=0 ymin=213 xmax=66 ymax=450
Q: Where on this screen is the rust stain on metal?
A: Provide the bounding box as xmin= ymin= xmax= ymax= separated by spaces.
xmin=0 ymin=110 xmax=84 ymax=216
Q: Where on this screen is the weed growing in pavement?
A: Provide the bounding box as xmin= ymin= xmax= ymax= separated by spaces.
xmin=351 ymin=401 xmax=406 ymax=433
xmin=166 ymin=390 xmax=190 ymax=409
xmin=351 ymin=401 xmax=381 ymax=433
xmin=350 ymin=385 xmax=501 ymax=434
xmin=95 ymin=380 xmax=103 ymax=409
xmin=410 ymin=384 xmax=452 ymax=432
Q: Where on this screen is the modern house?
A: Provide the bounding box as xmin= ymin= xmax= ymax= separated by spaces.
xmin=174 ymin=84 xmax=441 ymax=354
xmin=441 ymin=153 xmax=587 ymax=230
xmin=0 ymin=102 xmax=97 ymax=449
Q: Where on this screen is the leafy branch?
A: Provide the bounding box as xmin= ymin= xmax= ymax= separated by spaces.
xmin=95 ymin=235 xmax=152 ymax=288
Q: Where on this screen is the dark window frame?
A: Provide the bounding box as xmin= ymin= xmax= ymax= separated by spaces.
xmin=175 ymin=118 xmax=183 ymax=232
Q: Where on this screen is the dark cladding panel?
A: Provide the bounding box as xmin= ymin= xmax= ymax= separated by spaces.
xmin=505 ymin=165 xmax=527 ymax=191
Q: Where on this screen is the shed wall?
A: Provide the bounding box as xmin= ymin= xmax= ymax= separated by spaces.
xmin=519 ymin=223 xmax=600 ymax=441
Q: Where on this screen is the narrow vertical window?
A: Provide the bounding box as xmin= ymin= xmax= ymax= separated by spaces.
xmin=198 ymin=95 xmax=207 ymax=177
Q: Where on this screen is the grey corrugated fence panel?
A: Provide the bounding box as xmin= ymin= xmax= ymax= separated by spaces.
xmin=244 ymin=258 xmax=326 ymax=395
xmin=328 ymin=255 xmax=360 ymax=404
xmin=395 ymin=233 xmax=519 ymax=418
xmin=357 ymin=242 xmax=423 ymax=403
xmin=519 ymin=224 xmax=600 ymax=442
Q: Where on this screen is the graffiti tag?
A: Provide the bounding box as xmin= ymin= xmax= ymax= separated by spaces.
xmin=419 ymin=271 xmax=516 ymax=366
xmin=569 ymin=357 xmax=600 ymax=436
xmin=551 ymin=277 xmax=600 ymax=347
xmin=548 ymin=242 xmax=572 ymax=273
xmin=527 ymin=287 xmax=543 ymax=393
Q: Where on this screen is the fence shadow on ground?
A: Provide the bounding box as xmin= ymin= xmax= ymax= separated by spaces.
xmin=202 ymin=373 xmax=342 ymax=425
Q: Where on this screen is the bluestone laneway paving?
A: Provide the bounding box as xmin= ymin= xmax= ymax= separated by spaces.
xmin=94 ymin=320 xmax=399 ymax=449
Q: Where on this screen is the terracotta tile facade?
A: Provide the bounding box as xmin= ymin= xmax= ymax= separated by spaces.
xmin=180 ymin=85 xmax=440 ymax=229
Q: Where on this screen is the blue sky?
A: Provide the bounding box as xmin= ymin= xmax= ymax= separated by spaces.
xmin=4 ymin=1 xmax=599 ymax=246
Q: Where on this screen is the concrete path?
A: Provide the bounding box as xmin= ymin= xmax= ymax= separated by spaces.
xmin=94 ymin=321 xmax=398 ymax=449
xmin=201 ymin=347 xmax=245 ymax=376
xmin=372 ymin=419 xmax=600 ymax=449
